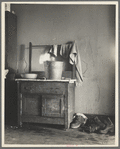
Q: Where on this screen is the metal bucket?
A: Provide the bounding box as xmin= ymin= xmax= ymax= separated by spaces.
xmin=44 ymin=61 xmax=64 ymax=80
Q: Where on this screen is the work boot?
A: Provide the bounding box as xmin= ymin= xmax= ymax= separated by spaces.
xmin=94 ymin=116 xmax=106 ymax=129
xmin=90 ymin=124 xmax=101 ymax=133
xmin=71 ymin=115 xmax=86 ymax=129
xmin=81 ymin=124 xmax=100 ymax=133
xmin=99 ymin=117 xmax=114 ymax=134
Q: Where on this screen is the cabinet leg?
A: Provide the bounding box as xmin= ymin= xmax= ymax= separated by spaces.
xmin=64 ymin=128 xmax=69 ymax=131
xmin=64 ymin=124 xmax=70 ymax=130
xmin=20 ymin=121 xmax=22 ymax=127
xmin=17 ymin=121 xmax=22 ymax=128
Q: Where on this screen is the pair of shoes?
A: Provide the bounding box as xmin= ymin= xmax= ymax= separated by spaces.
xmin=99 ymin=117 xmax=114 ymax=134
xmin=94 ymin=116 xmax=106 ymax=129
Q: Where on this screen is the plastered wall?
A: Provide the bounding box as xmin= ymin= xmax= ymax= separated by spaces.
xmin=11 ymin=4 xmax=115 ymax=115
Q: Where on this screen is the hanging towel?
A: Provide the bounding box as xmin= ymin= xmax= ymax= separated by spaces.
xmin=69 ymin=41 xmax=83 ymax=86
xmin=60 ymin=43 xmax=72 ymax=58
xmin=49 ymin=45 xmax=58 ymax=57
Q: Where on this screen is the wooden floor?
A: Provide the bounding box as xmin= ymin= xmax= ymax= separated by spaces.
xmin=4 ymin=123 xmax=115 ymax=147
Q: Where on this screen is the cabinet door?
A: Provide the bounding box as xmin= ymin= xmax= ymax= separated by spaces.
xmin=22 ymin=94 xmax=42 ymax=116
xmin=42 ymin=94 xmax=64 ymax=117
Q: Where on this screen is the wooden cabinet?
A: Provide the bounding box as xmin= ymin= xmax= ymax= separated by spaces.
xmin=16 ymin=80 xmax=75 ymax=129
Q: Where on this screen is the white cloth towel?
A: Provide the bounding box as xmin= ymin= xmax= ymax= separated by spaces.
xmin=69 ymin=41 xmax=83 ymax=86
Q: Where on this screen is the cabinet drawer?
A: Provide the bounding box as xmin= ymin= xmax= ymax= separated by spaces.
xmin=21 ymin=82 xmax=66 ymax=94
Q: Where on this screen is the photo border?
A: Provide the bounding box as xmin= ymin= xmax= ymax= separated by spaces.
xmin=1 ymin=1 xmax=119 ymax=148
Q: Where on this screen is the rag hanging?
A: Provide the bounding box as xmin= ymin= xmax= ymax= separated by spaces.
xmin=49 ymin=45 xmax=57 ymax=57
xmin=69 ymin=41 xmax=83 ymax=86
xmin=60 ymin=43 xmax=72 ymax=58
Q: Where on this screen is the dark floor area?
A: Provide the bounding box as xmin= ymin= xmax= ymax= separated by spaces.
xmin=4 ymin=122 xmax=115 ymax=146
